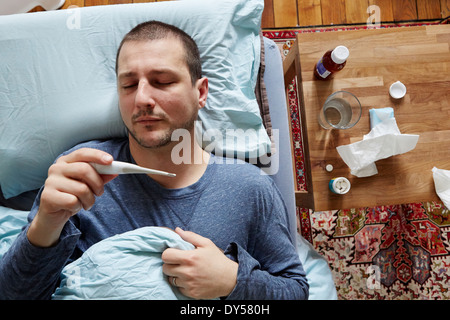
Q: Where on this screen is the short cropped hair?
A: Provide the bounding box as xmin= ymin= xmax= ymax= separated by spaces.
xmin=115 ymin=21 xmax=202 ymax=85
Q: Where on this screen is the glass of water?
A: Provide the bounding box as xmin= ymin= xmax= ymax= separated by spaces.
xmin=318 ymin=91 xmax=362 ymax=129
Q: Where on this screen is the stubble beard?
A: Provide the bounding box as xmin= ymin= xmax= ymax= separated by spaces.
xmin=127 ymin=109 xmax=198 ymax=150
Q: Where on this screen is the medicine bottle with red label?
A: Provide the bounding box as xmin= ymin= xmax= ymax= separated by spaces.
xmin=314 ymin=46 xmax=349 ymax=80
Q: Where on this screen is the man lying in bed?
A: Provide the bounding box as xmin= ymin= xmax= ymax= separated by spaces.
xmin=0 ymin=21 xmax=308 ymax=300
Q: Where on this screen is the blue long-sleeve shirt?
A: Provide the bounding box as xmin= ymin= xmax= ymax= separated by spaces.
xmin=0 ymin=138 xmax=308 ymax=300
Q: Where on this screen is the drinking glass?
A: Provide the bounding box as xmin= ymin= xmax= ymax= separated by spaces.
xmin=318 ymin=91 xmax=362 ymax=129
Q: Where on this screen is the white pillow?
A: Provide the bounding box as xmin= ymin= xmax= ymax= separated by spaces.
xmin=0 ymin=0 xmax=268 ymax=199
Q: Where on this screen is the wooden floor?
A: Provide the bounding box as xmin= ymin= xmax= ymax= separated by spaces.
xmin=262 ymin=0 xmax=450 ymax=28
xmin=33 ymin=0 xmax=450 ymax=29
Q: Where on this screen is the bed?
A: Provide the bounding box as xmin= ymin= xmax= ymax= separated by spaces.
xmin=0 ymin=0 xmax=336 ymax=300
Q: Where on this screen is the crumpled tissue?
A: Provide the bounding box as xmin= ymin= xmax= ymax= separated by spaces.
xmin=432 ymin=167 xmax=450 ymax=210
xmin=336 ymin=114 xmax=420 ymax=177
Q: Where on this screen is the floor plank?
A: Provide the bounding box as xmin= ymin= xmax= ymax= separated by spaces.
xmin=273 ymin=0 xmax=298 ymax=27
xmin=84 ymin=0 xmax=108 ymax=6
xmin=107 ymin=0 xmax=131 ymax=4
xmin=417 ymin=0 xmax=442 ymax=20
xmin=345 ymin=0 xmax=369 ymax=24
xmin=297 ymin=0 xmax=322 ymax=26
xmin=392 ymin=0 xmax=418 ymax=21
xmin=261 ymin=0 xmax=275 ymax=29
xmin=321 ymin=0 xmax=346 ymax=25
xmin=441 ymin=0 xmax=450 ymax=18
xmin=61 ymin=0 xmax=85 ymax=8
xmin=368 ymin=0 xmax=394 ymax=22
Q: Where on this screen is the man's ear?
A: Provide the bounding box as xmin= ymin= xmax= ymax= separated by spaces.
xmin=197 ymin=77 xmax=208 ymax=109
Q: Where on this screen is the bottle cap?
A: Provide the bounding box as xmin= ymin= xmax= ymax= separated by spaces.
xmin=331 ymin=46 xmax=349 ymax=64
xmin=389 ymin=81 xmax=407 ymax=99
xmin=329 ymin=177 xmax=351 ymax=194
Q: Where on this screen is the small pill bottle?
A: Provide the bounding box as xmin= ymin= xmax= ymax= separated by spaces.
xmin=314 ymin=46 xmax=349 ymax=80
xmin=329 ymin=177 xmax=351 ymax=194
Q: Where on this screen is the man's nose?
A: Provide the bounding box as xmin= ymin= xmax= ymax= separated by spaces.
xmin=135 ymin=80 xmax=156 ymax=108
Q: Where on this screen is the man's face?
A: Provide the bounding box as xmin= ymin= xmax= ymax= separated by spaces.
xmin=117 ymin=37 xmax=207 ymax=149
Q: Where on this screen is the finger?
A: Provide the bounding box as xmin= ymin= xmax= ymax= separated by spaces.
xmin=168 ymin=276 xmax=184 ymax=289
xmin=161 ymin=247 xmax=185 ymax=265
xmin=162 ymin=263 xmax=180 ymax=278
xmin=163 ymin=264 xmax=185 ymax=289
xmin=174 ymin=227 xmax=212 ymax=248
xmin=53 ymin=176 xmax=97 ymax=210
xmin=40 ymin=185 xmax=83 ymax=214
xmin=61 ymin=148 xmax=114 ymax=165
xmin=54 ymin=162 xmax=106 ymax=197
xmin=55 ymin=149 xmax=115 ymax=196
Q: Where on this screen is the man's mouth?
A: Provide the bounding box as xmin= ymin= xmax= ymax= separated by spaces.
xmin=134 ymin=117 xmax=162 ymax=125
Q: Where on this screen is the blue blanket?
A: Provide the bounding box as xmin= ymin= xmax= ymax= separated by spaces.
xmin=0 ymin=206 xmax=336 ymax=300
xmin=0 ymin=207 xmax=29 ymax=259
xmin=52 ymin=227 xmax=195 ymax=300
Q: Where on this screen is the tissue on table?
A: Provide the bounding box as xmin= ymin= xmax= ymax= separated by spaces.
xmin=432 ymin=167 xmax=450 ymax=210
xmin=369 ymin=107 xmax=394 ymax=129
xmin=336 ymin=114 xmax=419 ymax=178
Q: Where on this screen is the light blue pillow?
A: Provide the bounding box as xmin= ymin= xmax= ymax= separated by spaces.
xmin=296 ymin=233 xmax=337 ymax=300
xmin=0 ymin=0 xmax=269 ymax=199
xmin=52 ymin=227 xmax=195 ymax=300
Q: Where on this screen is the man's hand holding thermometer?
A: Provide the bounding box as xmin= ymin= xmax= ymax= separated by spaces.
xmin=27 ymin=149 xmax=175 ymax=248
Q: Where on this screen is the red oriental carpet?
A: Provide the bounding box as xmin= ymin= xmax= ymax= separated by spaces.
xmin=263 ymin=19 xmax=450 ymax=300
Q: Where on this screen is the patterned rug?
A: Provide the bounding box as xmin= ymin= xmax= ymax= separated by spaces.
xmin=263 ymin=19 xmax=450 ymax=300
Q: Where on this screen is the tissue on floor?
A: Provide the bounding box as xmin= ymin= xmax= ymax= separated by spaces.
xmin=432 ymin=167 xmax=450 ymax=210
xmin=336 ymin=117 xmax=419 ymax=177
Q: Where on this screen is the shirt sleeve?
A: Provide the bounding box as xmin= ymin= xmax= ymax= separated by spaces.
xmin=223 ymin=182 xmax=309 ymax=300
xmin=0 ymin=196 xmax=81 ymax=300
